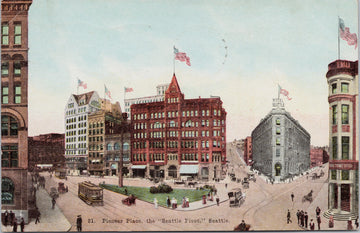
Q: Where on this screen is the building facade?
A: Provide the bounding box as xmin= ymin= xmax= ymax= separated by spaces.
xmin=310 ymin=146 xmax=329 ymax=168
xmin=1 ymin=0 xmax=32 ymax=223
xmin=325 ymin=59 xmax=358 ymax=221
xmin=64 ymin=91 xmax=101 ymax=175
xmin=124 ymin=83 xmax=169 ymax=116
xmin=243 ymin=136 xmax=252 ymax=165
xmin=28 ymin=133 xmax=65 ymax=171
xmin=130 ymin=74 xmax=227 ymax=181
xmin=251 ymin=98 xmax=310 ymax=181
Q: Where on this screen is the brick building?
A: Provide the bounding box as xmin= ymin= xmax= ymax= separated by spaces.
xmin=130 ymin=74 xmax=227 ymax=181
xmin=252 ymin=98 xmax=310 ymax=181
xmin=310 ymin=146 xmax=329 ymax=168
xmin=243 ymin=136 xmax=252 ymax=165
xmin=28 ymin=133 xmax=65 ymax=171
xmin=1 ymin=0 xmax=32 ymax=223
xmin=324 ymin=59 xmax=358 ymax=221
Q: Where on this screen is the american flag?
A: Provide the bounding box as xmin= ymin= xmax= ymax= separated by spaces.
xmin=125 ymin=87 xmax=133 ymax=93
xmin=174 ymin=46 xmax=191 ymax=66
xmin=78 ymin=79 xmax=87 ymax=89
xmin=339 ymin=17 xmax=358 ymax=49
xmin=278 ymin=85 xmax=292 ymax=100
xmin=105 ymin=85 xmax=112 ymax=99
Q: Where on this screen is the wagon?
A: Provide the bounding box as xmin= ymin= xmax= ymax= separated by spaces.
xmin=122 ymin=194 xmax=136 ymax=206
xmin=302 ymin=190 xmax=313 ymax=203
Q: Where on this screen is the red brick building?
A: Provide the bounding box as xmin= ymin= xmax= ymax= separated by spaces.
xmin=310 ymin=146 xmax=329 ymax=168
xmin=243 ymin=136 xmax=252 ymax=165
xmin=28 ymin=133 xmax=65 ymax=171
xmin=1 ymin=0 xmax=32 ymax=223
xmin=130 ymin=74 xmax=227 ymax=181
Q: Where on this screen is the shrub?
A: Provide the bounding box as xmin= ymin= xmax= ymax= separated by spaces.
xmin=149 ymin=184 xmax=173 ymax=193
xmin=150 ymin=186 xmax=158 ymax=194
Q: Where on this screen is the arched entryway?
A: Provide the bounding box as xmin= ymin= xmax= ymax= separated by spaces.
xmin=274 ymin=163 xmax=282 ymax=176
xmin=168 ymin=165 xmax=177 ymax=178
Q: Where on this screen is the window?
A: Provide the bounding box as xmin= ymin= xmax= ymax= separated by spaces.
xmin=341 ymin=105 xmax=349 ymax=124
xmin=332 ymin=137 xmax=337 ymax=159
xmin=1 ymin=24 xmax=9 ymax=45
xmin=1 ymin=62 xmax=9 ymax=76
xmin=1 ymin=145 xmax=18 ymax=168
xmin=276 ymin=138 xmax=280 ymax=145
xmin=341 ymin=83 xmax=349 ymax=93
xmin=276 ymin=128 xmax=281 ymax=135
xmin=1 ymin=116 xmax=18 ymax=136
xmin=107 ymin=143 xmax=112 ymax=151
xmin=276 ymin=148 xmax=280 ymax=157
xmin=14 ymin=62 xmax=21 ymax=76
xmin=276 ymin=118 xmax=280 ymax=125
xmin=1 ymin=177 xmax=14 ymax=204
xmin=330 ymin=170 xmax=337 ymax=180
xmin=331 ymin=83 xmax=337 ymax=94
xmin=2 ymin=86 xmax=8 ymax=104
xmin=123 ymin=142 xmax=129 ymax=150
xmin=114 ymin=143 xmax=120 ymax=150
xmin=332 ymin=105 xmax=337 ymax=125
xmin=14 ymin=85 xmax=21 ymax=104
xmin=342 ymin=137 xmax=349 ymax=160
xmin=14 ymin=24 xmax=21 ymax=45
xmin=341 ymin=170 xmax=349 ymax=180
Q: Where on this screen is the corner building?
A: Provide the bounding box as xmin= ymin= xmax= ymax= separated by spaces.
xmin=325 ymin=60 xmax=358 ymax=221
xmin=1 ymin=0 xmax=32 ymax=222
xmin=130 ymin=74 xmax=227 ymax=181
xmin=251 ymin=98 xmax=310 ymax=181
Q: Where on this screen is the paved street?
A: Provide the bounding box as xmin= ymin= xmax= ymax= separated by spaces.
xmin=3 ymin=143 xmax=354 ymax=232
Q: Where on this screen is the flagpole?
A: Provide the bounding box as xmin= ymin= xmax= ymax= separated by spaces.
xmin=338 ymin=16 xmax=340 ymax=60
xmin=173 ymin=46 xmax=175 ymax=74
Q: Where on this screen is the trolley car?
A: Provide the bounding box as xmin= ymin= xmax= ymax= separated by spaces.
xmin=55 ymin=169 xmax=66 ymax=179
xmin=78 ymin=181 xmax=104 ymax=206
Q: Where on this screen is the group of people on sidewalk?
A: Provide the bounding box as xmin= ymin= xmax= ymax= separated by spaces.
xmin=2 ymin=210 xmax=25 ymax=232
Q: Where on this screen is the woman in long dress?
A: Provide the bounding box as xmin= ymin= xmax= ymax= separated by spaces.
xmin=154 ymin=198 xmax=158 ymax=209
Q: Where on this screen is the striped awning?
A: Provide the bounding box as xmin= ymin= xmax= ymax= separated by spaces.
xmin=179 ymin=165 xmax=199 ymax=174
xmin=131 ymin=165 xmax=147 ymax=169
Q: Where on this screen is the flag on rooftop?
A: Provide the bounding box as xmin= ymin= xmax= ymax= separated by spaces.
xmin=174 ymin=46 xmax=191 ymax=66
xmin=125 ymin=87 xmax=133 ymax=93
xmin=278 ymin=84 xmax=292 ymax=100
xmin=339 ymin=17 xmax=358 ymax=49
xmin=77 ymin=79 xmax=87 ymax=89
xmin=105 ymin=85 xmax=112 ymax=99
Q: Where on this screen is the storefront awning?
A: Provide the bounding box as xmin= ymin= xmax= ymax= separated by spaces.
xmin=179 ymin=165 xmax=199 ymax=174
xmin=131 ymin=165 xmax=147 ymax=169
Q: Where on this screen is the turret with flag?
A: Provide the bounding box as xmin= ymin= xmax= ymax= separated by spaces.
xmin=339 ymin=17 xmax=358 ymax=49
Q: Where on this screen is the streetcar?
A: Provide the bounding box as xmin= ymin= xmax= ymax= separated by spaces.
xmin=54 ymin=169 xmax=67 ymax=179
xmin=78 ymin=181 xmax=104 ymax=206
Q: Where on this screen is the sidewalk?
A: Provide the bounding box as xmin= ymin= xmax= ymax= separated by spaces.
xmin=1 ymin=186 xmax=71 ymax=232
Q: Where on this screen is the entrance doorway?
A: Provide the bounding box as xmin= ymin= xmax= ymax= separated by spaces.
xmin=341 ymin=184 xmax=350 ymax=212
xmin=274 ymin=163 xmax=282 ymax=176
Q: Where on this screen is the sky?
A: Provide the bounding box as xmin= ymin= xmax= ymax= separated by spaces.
xmin=28 ymin=0 xmax=359 ymax=146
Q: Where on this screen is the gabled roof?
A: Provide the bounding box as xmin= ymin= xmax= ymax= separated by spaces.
xmin=72 ymin=91 xmax=95 ymax=105
xmin=165 ymin=73 xmax=182 ymax=95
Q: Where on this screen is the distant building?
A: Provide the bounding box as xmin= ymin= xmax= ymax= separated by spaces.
xmin=130 ymin=74 xmax=227 ymax=181
xmin=64 ymin=91 xmax=101 ymax=175
xmin=124 ymin=83 xmax=169 ymax=116
xmin=28 ymin=133 xmax=65 ymax=170
xmin=324 ymin=59 xmax=358 ymax=220
xmin=243 ymin=136 xmax=252 ymax=165
xmin=310 ymin=146 xmax=329 ymax=168
xmin=251 ymin=98 xmax=310 ymax=180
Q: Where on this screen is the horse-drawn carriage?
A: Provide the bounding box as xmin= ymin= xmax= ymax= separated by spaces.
xmin=234 ymin=222 xmax=251 ymax=231
xmin=228 ymin=188 xmax=244 ymax=207
xmin=302 ymin=190 xmax=313 ymax=203
xmin=247 ymin=172 xmax=256 ymax=182
xmin=58 ymin=182 xmax=66 ymax=193
xmin=122 ymin=194 xmax=136 ymax=206
xmin=242 ymin=178 xmax=249 ymax=189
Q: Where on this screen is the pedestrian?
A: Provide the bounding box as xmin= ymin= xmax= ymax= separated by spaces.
xmin=355 ymin=217 xmax=359 ymax=228
xmin=304 ymin=212 xmax=308 ymax=228
xmin=225 ymin=183 xmax=228 ymax=189
xmin=309 ymin=219 xmax=315 ymax=230
xmin=300 ymin=210 xmax=304 ymax=227
xmin=20 ymin=218 xmax=25 ymax=232
xmin=182 ymin=197 xmax=186 ymax=208
xmin=185 ymin=197 xmax=189 ymax=208
xmin=9 ymin=211 xmax=15 ymax=226
xmin=329 ymin=215 xmax=334 ymax=228
xmin=316 ymin=215 xmax=321 ymax=230
xmin=154 ymin=198 xmax=158 ymax=209
xmin=216 ymin=195 xmax=220 ymax=206
xmin=166 ymin=196 xmax=170 ymax=208
xmin=76 ymin=215 xmax=82 ymax=232
xmin=124 ymin=188 xmax=128 ymax=195
xmin=316 ymin=206 xmax=321 ymax=216
xmin=202 ymin=195 xmax=207 ymax=205
xmin=51 ymin=198 xmax=56 ymax=209
xmin=296 ymin=210 xmax=300 ymax=224
xmin=65 ymin=186 xmax=68 ymax=193
xmin=291 ymin=192 xmax=294 ymax=202
xmin=4 ymin=210 xmax=9 ymax=226
xmin=12 ymin=218 xmax=18 ymax=232
xmin=287 ymin=209 xmax=292 ymax=224
xmin=35 ymin=209 xmax=40 ymax=224
xmin=347 ymin=218 xmax=353 ymax=230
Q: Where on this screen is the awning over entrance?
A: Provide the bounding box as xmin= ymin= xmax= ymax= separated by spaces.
xmin=131 ymin=165 xmax=147 ymax=169
xmin=179 ymin=165 xmax=199 ymax=174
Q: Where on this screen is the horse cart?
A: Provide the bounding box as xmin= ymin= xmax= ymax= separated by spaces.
xmin=302 ymin=190 xmax=313 ymax=203
xmin=122 ymin=194 xmax=137 ymax=206
xmin=242 ymin=178 xmax=249 ymax=189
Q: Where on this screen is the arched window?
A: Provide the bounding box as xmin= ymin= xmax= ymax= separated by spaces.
xmin=1 ymin=177 xmax=14 ymax=204
xmin=114 ymin=143 xmax=120 ymax=150
xmin=107 ymin=143 xmax=112 ymax=151
xmin=123 ymin=142 xmax=129 ymax=150
xmin=185 ymin=120 xmax=192 ymax=127
xmin=1 ymin=115 xmax=18 ymax=136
